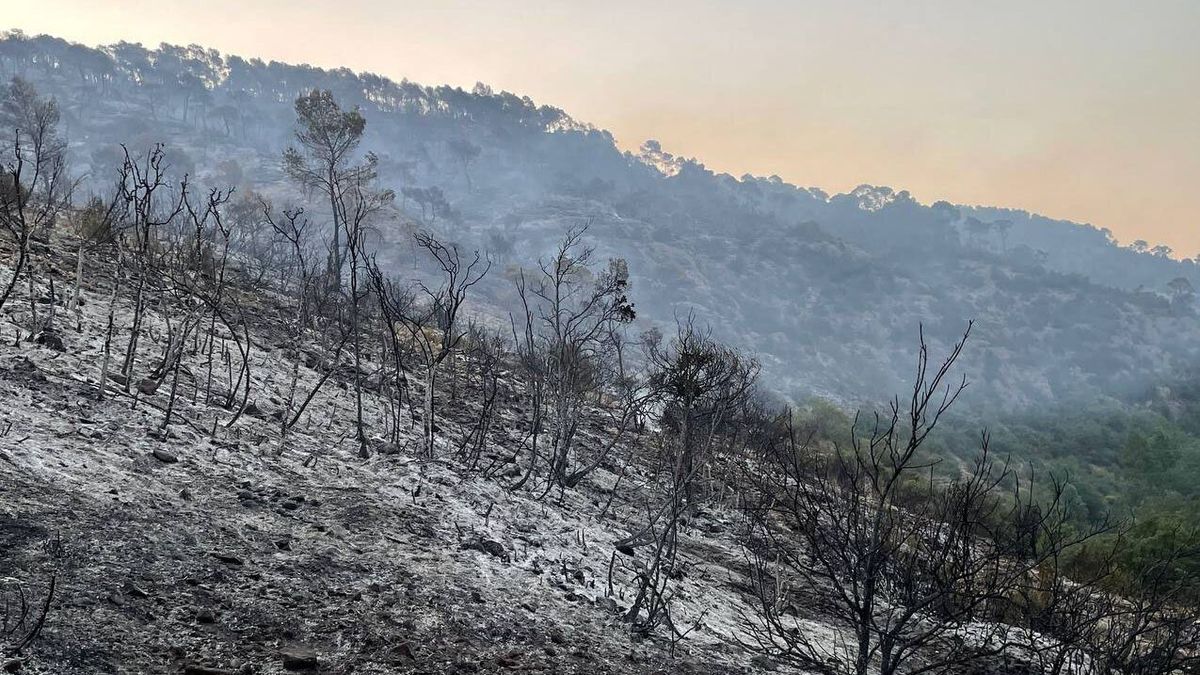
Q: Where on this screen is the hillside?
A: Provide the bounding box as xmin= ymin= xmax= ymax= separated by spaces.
xmin=3 ymin=31 xmax=1200 ymax=411
xmin=1 ymin=225 xmax=1195 ymax=674
xmin=0 ymin=227 xmax=766 ymax=674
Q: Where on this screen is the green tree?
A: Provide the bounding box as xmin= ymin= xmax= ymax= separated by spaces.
xmin=282 ymin=89 xmax=373 ymax=280
xmin=1121 ymin=428 xmax=1181 ymax=478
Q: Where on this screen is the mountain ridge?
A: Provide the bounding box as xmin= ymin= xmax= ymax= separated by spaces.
xmin=3 ymin=29 xmax=1198 ymax=411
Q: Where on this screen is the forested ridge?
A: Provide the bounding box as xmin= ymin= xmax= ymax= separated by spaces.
xmin=2 ymin=30 xmax=1199 ymax=410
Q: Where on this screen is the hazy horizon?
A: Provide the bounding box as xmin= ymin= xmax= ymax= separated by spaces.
xmin=7 ymin=0 xmax=1199 ymax=256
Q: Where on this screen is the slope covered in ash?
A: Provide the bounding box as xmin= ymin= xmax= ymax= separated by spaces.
xmin=5 ymin=229 xmax=1190 ymax=675
xmin=0 ymin=229 xmax=783 ymax=674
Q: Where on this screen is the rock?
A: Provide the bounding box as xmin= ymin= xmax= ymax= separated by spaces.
xmin=34 ymin=330 xmax=65 ymax=352
xmin=184 ymin=666 xmax=233 ymax=675
xmin=211 ymin=552 xmax=245 ymax=567
xmin=461 ymin=537 xmax=510 ymax=562
xmin=279 ymin=646 xmax=318 ymax=671
xmin=392 ymin=642 xmax=415 ymax=661
xmin=750 ymin=655 xmax=778 ymax=671
xmin=495 ymin=652 xmax=522 ymax=668
xmin=152 ymin=449 xmax=179 ymax=464
xmin=7 ymin=358 xmax=47 ymax=387
xmin=482 ymin=539 xmax=508 ymax=560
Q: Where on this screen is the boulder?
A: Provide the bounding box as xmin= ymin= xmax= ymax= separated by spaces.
xmin=279 ymin=646 xmax=318 ymax=671
xmin=34 ymin=330 xmax=65 ymax=352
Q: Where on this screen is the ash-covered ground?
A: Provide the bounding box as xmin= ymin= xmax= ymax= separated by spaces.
xmin=0 ymin=237 xmax=828 ymax=675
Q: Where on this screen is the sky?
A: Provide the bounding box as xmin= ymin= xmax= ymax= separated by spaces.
xmin=7 ymin=0 xmax=1200 ymax=255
